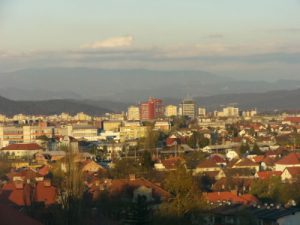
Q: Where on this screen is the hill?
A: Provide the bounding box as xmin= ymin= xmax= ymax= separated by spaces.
xmin=0 ymin=96 xmax=111 ymax=116
xmin=1 ymin=68 xmax=300 ymax=102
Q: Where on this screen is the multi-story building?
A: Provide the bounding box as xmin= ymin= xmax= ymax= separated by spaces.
xmin=0 ymin=121 xmax=54 ymax=148
xmin=127 ymin=106 xmax=140 ymax=120
xmin=140 ymin=97 xmax=164 ymax=120
xmin=154 ymin=121 xmax=171 ymax=132
xmin=73 ymin=112 xmax=92 ymax=121
xmin=120 ymin=122 xmax=147 ymax=142
xmin=242 ymin=109 xmax=257 ymax=118
xmin=198 ymin=107 xmax=206 ymax=117
xmin=102 ymin=120 xmax=122 ymax=132
xmin=180 ymin=99 xmax=196 ymax=118
xmin=165 ymin=105 xmax=177 ymax=117
xmin=71 ymin=124 xmax=98 ymax=141
xmin=216 ymin=107 xmax=239 ymax=117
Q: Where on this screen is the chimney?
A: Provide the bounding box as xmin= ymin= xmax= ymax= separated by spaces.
xmin=129 ymin=174 xmax=136 ymax=181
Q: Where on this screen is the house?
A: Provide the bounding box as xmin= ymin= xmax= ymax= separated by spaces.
xmin=275 ymin=152 xmax=300 ymax=171
xmin=155 ymin=157 xmax=185 ymax=171
xmin=232 ymin=158 xmax=259 ymax=172
xmin=281 ymin=167 xmax=300 ymax=182
xmin=255 ymin=171 xmax=282 ymax=180
xmin=1 ymin=143 xmax=44 ymax=158
xmin=213 ymin=177 xmax=253 ymax=193
xmin=81 ymin=160 xmax=105 ymax=173
xmin=0 ymin=179 xmax=56 ymax=206
xmin=204 ymin=191 xmax=258 ymax=205
xmin=194 ymin=159 xmax=221 ymax=174
xmin=88 ymin=176 xmax=170 ymax=203
xmin=199 ymin=170 xmax=226 ymax=181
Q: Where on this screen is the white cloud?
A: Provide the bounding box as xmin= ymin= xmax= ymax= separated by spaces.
xmin=80 ymin=35 xmax=134 ymax=49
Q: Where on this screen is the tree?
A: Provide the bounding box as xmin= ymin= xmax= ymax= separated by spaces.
xmin=251 ymin=143 xmax=263 ymax=155
xmin=123 ymin=195 xmax=152 ymax=225
xmin=111 ymin=158 xmax=142 ymax=178
xmin=161 ymin=163 xmax=206 ymax=217
xmin=141 ymin=151 xmax=154 ymax=171
xmin=187 ymin=132 xmax=209 ymax=149
xmin=239 ymin=143 xmax=250 ymax=155
xmin=50 ymin=146 xmax=88 ymax=225
xmin=142 ymin=126 xmax=159 ymax=151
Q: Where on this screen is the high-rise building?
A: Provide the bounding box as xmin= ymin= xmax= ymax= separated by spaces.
xmin=127 ymin=106 xmax=140 ymax=120
xmin=165 ymin=105 xmax=178 ymax=117
xmin=180 ymin=99 xmax=196 ymax=118
xmin=140 ymin=97 xmax=164 ymax=120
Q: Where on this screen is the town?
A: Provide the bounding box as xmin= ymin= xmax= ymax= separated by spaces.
xmin=1 ymin=96 xmax=300 ymax=225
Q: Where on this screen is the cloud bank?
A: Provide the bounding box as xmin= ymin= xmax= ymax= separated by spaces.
xmin=80 ymin=35 xmax=134 ymax=49
xmin=1 ymin=37 xmax=300 ymax=81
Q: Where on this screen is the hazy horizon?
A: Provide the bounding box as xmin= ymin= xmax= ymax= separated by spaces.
xmin=0 ymin=0 xmax=300 ymax=81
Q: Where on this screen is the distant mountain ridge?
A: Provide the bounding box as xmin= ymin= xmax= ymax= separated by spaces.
xmin=193 ymin=88 xmax=300 ymax=111
xmin=0 ymin=88 xmax=299 ymax=116
xmin=0 ymin=96 xmax=111 ymax=116
xmin=1 ymin=67 xmax=300 ymax=101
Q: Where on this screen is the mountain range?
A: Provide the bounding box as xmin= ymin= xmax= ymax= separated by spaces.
xmin=0 ymin=96 xmax=111 ymax=116
xmin=1 ymin=67 xmax=300 ymax=101
xmin=0 ymin=88 xmax=299 ymax=116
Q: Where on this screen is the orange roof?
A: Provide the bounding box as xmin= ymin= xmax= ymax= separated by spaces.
xmin=234 ymin=158 xmax=258 ymax=167
xmin=256 ymin=171 xmax=282 ymax=180
xmin=197 ymin=159 xmax=219 ymax=168
xmin=252 ymin=156 xmax=265 ymax=163
xmin=205 ymin=192 xmax=257 ymax=205
xmin=285 ymin=167 xmax=300 ymax=176
xmin=35 ymin=181 xmax=56 ymax=205
xmin=276 ymin=152 xmax=300 ymax=165
xmin=2 ymin=143 xmax=43 ymax=151
xmin=91 ymin=177 xmax=170 ymax=201
xmin=161 ymin=157 xmax=184 ymax=170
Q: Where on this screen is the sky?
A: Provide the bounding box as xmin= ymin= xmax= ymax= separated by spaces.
xmin=0 ymin=0 xmax=300 ymax=80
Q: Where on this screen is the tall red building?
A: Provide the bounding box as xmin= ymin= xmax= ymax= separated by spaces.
xmin=140 ymin=97 xmax=164 ymax=120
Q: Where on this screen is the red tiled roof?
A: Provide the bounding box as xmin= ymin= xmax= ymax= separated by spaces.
xmin=276 ymin=152 xmax=300 ymax=165
xmin=240 ymin=194 xmax=258 ymax=204
xmin=210 ymin=154 xmax=226 ymax=164
xmin=161 ymin=157 xmax=184 ymax=170
xmin=252 ymin=156 xmax=265 ymax=163
xmin=285 ymin=167 xmax=300 ymax=176
xmin=234 ymin=158 xmax=258 ymax=167
xmin=256 ymin=171 xmax=282 ymax=180
xmin=197 ymin=159 xmax=219 ymax=168
xmin=2 ymin=143 xmax=43 ymax=151
xmin=35 ymin=181 xmax=56 ymax=205
xmin=205 ymin=192 xmax=257 ymax=205
xmin=91 ymin=177 xmax=170 ymax=201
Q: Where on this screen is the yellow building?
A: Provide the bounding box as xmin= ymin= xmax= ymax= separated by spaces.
xmin=120 ymin=125 xmax=147 ymax=142
xmin=127 ymin=106 xmax=140 ymax=120
xmin=103 ymin=120 xmax=122 ymax=132
xmin=165 ymin=105 xmax=177 ymax=117
xmin=73 ymin=112 xmax=92 ymax=121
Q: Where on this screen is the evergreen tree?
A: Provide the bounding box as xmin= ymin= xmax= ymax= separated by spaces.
xmin=123 ymin=195 xmax=151 ymax=225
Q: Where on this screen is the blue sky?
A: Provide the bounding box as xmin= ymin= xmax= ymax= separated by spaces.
xmin=0 ymin=0 xmax=300 ymax=80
